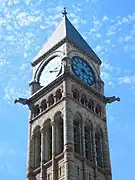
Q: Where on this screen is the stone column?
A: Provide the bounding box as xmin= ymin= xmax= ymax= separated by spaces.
xmin=82 ymin=121 xmax=87 ymax=180
xmin=92 ymin=125 xmax=98 ymax=180
xmin=63 ymin=108 xmax=74 ymax=180
xmin=26 ymin=117 xmax=33 ymax=180
xmin=103 ymin=124 xmax=112 ymax=180
xmin=51 ymin=121 xmax=56 ymax=180
xmin=40 ymin=128 xmax=45 ymax=179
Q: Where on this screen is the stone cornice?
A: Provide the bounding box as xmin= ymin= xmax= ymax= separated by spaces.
xmin=29 ymin=74 xmax=64 ymax=102
xmin=29 ymin=72 xmax=106 ymax=107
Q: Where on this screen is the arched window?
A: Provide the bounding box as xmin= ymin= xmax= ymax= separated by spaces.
xmin=95 ymin=105 xmax=101 ymax=116
xmin=48 ymin=125 xmax=52 ymax=160
xmin=59 ymin=118 xmax=64 ymax=153
xmin=56 ymin=89 xmax=62 ymax=101
xmin=80 ymin=95 xmax=87 ymax=106
xmin=74 ymin=120 xmax=81 ymax=154
xmin=40 ymin=99 xmax=47 ymax=112
xmin=95 ymin=127 xmax=104 ymax=168
xmin=43 ymin=119 xmax=52 ymax=162
xmin=84 ymin=123 xmax=93 ymax=161
xmin=73 ymin=89 xmax=79 ymax=101
xmin=88 ymin=100 xmax=94 ymax=112
xmin=33 ymin=104 xmax=40 ymax=117
xmin=33 ymin=126 xmax=41 ymax=169
xmin=48 ymin=94 xmax=54 ymax=106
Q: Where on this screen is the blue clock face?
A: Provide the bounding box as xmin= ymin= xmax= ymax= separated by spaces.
xmin=72 ymin=56 xmax=95 ymax=86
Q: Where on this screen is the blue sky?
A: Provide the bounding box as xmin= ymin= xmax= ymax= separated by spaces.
xmin=0 ymin=0 xmax=135 ymax=179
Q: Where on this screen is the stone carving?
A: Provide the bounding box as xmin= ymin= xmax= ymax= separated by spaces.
xmin=104 ymin=96 xmax=120 ymax=104
xmin=14 ymin=98 xmax=40 ymax=118
xmin=14 ymin=98 xmax=33 ymax=109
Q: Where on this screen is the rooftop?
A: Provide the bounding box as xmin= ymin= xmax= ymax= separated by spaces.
xmin=32 ymin=8 xmax=101 ymax=65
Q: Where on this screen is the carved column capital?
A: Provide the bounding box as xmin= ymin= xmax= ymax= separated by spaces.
xmin=40 ymin=127 xmax=44 ymax=134
xmin=51 ymin=120 xmax=55 ymax=126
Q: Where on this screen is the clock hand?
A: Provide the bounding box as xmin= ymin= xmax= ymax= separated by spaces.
xmin=49 ymin=67 xmax=59 ymax=73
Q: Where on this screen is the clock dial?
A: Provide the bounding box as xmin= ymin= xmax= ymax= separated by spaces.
xmin=39 ymin=56 xmax=61 ymax=87
xmin=72 ymin=56 xmax=95 ymax=86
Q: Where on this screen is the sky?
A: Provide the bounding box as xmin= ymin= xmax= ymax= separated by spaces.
xmin=0 ymin=0 xmax=135 ymax=179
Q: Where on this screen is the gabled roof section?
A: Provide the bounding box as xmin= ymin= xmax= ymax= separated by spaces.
xmin=32 ymin=12 xmax=101 ymax=65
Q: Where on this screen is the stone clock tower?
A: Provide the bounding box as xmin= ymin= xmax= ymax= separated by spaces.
xmin=15 ymin=8 xmax=120 ymax=180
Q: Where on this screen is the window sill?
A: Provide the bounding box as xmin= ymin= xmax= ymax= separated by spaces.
xmin=33 ymin=166 xmax=41 ymax=174
xmin=55 ymin=152 xmax=64 ymax=161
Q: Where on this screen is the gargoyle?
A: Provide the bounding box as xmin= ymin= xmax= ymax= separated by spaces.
xmin=14 ymin=98 xmax=35 ymax=111
xmin=104 ymin=96 xmax=120 ymax=104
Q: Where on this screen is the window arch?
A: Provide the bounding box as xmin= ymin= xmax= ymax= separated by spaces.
xmin=95 ymin=105 xmax=102 ymax=116
xmin=56 ymin=89 xmax=62 ymax=101
xmin=40 ymin=99 xmax=47 ymax=112
xmin=48 ymin=124 xmax=52 ymax=160
xmin=59 ymin=118 xmax=64 ymax=153
xmin=42 ymin=119 xmax=52 ymax=162
xmin=84 ymin=123 xmax=93 ymax=161
xmin=48 ymin=94 xmax=54 ymax=106
xmin=88 ymin=100 xmax=94 ymax=112
xmin=80 ymin=95 xmax=87 ymax=106
xmin=73 ymin=113 xmax=82 ymax=154
xmin=54 ymin=111 xmax=64 ymax=155
xmin=95 ymin=127 xmax=104 ymax=168
xmin=33 ymin=104 xmax=40 ymax=117
xmin=73 ymin=89 xmax=79 ymax=101
xmin=32 ymin=126 xmax=41 ymax=169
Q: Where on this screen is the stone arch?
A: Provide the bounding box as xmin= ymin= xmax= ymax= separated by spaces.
xmin=32 ymin=125 xmax=41 ymax=169
xmin=33 ymin=104 xmax=40 ymax=117
xmin=74 ymin=111 xmax=82 ymax=121
xmin=72 ymin=89 xmax=80 ymax=101
xmin=40 ymin=99 xmax=47 ymax=112
xmin=88 ymin=100 xmax=94 ymax=112
xmin=55 ymin=89 xmax=62 ymax=101
xmin=42 ymin=119 xmax=52 ymax=161
xmin=80 ymin=94 xmax=87 ymax=106
xmin=95 ymin=104 xmax=102 ymax=116
xmin=48 ymin=94 xmax=54 ymax=107
xmin=95 ymin=126 xmax=104 ymax=168
xmin=54 ymin=111 xmax=64 ymax=154
xmin=34 ymin=51 xmax=63 ymax=82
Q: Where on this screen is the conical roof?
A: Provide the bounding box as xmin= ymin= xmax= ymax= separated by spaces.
xmin=32 ymin=13 xmax=101 ymax=64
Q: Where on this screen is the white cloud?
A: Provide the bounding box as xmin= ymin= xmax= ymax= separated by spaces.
xmin=119 ymin=75 xmax=135 ymax=84
xmin=122 ymin=17 xmax=129 ymax=23
xmin=124 ymin=45 xmax=135 ymax=52
xmin=124 ymin=36 xmax=132 ymax=42
xmin=106 ymin=28 xmax=116 ymax=36
xmin=104 ymin=39 xmax=111 ymax=44
xmin=102 ymin=15 xmax=109 ymax=21
xmin=100 ymin=71 xmax=113 ymax=86
xmin=101 ymin=62 xmax=113 ymax=72
xmin=95 ymin=45 xmax=102 ymax=53
xmin=95 ymin=33 xmax=101 ymax=38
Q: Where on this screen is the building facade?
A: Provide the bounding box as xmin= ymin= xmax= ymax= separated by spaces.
xmin=21 ymin=9 xmax=116 ymax=180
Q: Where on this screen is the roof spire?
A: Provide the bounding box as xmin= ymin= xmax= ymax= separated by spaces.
xmin=62 ymin=7 xmax=67 ymax=17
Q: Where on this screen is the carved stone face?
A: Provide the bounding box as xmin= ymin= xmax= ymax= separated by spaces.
xmin=39 ymin=56 xmax=61 ymax=87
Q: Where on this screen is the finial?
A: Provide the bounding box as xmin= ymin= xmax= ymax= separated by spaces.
xmin=62 ymin=7 xmax=67 ymax=17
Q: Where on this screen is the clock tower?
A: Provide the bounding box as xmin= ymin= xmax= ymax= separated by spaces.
xmin=15 ymin=8 xmax=120 ymax=180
